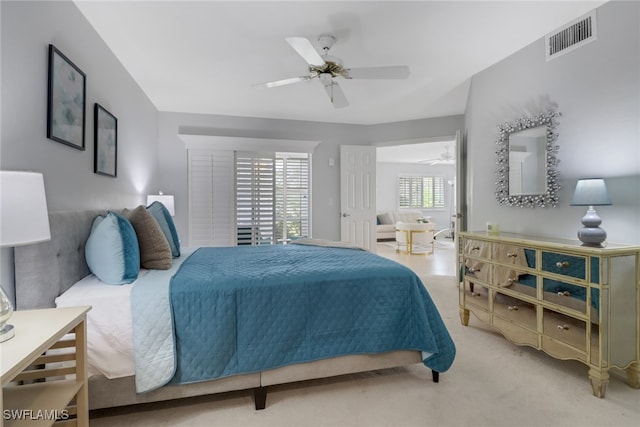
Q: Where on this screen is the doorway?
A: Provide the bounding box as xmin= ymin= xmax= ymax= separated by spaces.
xmin=375 ymin=138 xmax=458 ymax=239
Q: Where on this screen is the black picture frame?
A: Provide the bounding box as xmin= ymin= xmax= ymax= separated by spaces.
xmin=94 ymin=103 xmax=118 ymax=177
xmin=47 ymin=44 xmax=86 ymax=150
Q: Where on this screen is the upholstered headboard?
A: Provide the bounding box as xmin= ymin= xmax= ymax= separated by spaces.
xmin=14 ymin=210 xmax=106 ymax=309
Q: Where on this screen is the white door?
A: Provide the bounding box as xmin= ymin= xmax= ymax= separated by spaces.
xmin=455 ymin=129 xmax=467 ymax=238
xmin=340 ymin=145 xmax=376 ymax=250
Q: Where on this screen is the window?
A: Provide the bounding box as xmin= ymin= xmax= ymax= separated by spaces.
xmin=275 ymin=153 xmax=309 ymax=243
xmin=187 ymin=139 xmax=317 ymax=247
xmin=235 ymin=151 xmax=310 ymax=245
xmin=235 ymin=152 xmax=276 ymax=245
xmin=398 ymin=176 xmax=445 ymax=209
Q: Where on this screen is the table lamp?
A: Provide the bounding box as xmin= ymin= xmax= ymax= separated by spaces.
xmin=0 ymin=171 xmax=51 ymax=342
xmin=147 ymin=191 xmax=175 ymax=216
xmin=570 ymin=178 xmax=611 ymax=247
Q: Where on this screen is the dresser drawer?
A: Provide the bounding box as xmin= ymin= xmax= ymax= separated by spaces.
xmin=493 ymin=291 xmax=536 ymax=331
xmin=541 ymin=279 xmax=600 ymax=317
xmin=542 ymin=309 xmax=587 ymax=355
xmin=463 ymin=239 xmax=489 ymax=278
xmin=463 ymin=280 xmax=490 ymax=311
xmin=493 ymin=291 xmax=538 ymax=347
xmin=542 ymin=251 xmax=587 ymax=280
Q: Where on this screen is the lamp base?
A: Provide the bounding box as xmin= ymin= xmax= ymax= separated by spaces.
xmin=0 ymin=323 xmax=15 ymax=342
xmin=577 ymin=207 xmax=607 ymax=247
xmin=577 ymin=228 xmax=606 ymax=247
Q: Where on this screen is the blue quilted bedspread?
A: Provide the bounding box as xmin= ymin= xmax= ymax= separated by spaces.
xmin=167 ymin=244 xmax=455 ymax=386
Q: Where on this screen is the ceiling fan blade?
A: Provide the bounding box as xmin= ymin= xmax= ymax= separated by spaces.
xmin=254 ymin=76 xmax=310 ymax=88
xmin=345 ymin=66 xmax=410 ymax=79
xmin=419 ymin=159 xmax=455 ymax=165
xmin=285 ymin=37 xmax=325 ymax=66
xmin=323 ymin=81 xmax=348 ymax=108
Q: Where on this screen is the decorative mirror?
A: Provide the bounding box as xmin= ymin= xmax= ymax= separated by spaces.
xmin=495 ymin=110 xmax=561 ymax=208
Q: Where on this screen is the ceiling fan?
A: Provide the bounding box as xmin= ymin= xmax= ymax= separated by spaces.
xmin=256 ymin=34 xmax=410 ymax=108
xmin=419 ymin=146 xmax=455 ymax=165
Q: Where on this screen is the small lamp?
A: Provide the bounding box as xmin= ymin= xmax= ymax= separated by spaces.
xmin=570 ymin=178 xmax=612 ymax=247
xmin=146 ymin=191 xmax=175 ymax=216
xmin=0 ymin=171 xmax=52 ymax=342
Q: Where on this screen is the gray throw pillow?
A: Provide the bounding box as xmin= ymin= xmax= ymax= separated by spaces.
xmin=122 ymin=205 xmax=172 ymax=270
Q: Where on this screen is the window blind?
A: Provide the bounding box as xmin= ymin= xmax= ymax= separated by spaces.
xmin=235 ymin=152 xmax=276 ymax=245
xmin=398 ymin=175 xmax=445 ymax=209
xmin=188 ymin=150 xmax=234 ymax=247
xmin=275 ymin=154 xmax=310 ymax=242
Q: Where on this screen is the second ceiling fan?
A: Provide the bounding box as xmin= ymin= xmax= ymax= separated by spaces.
xmin=258 ymin=34 xmax=410 ymax=108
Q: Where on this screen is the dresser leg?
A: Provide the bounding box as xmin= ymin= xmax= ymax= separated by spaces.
xmin=588 ymin=368 xmax=609 ymax=398
xmin=459 ymin=308 xmax=469 ymax=326
xmin=625 ymin=362 xmax=640 ymax=388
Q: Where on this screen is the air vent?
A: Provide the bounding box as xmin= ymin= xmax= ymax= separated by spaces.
xmin=545 ymin=11 xmax=597 ymax=61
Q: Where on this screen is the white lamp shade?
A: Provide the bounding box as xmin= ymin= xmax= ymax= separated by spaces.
xmin=570 ymin=178 xmax=612 ymax=206
xmin=0 ymin=171 xmax=51 ymax=247
xmin=147 ymin=194 xmax=175 ymax=216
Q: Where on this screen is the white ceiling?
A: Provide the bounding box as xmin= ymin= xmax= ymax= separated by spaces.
xmin=74 ymin=1 xmax=605 ymax=126
xmin=377 ymin=139 xmax=456 ymax=164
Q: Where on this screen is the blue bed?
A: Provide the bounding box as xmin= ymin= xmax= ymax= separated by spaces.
xmin=132 ymin=242 xmax=456 ymax=397
xmin=14 ymin=210 xmax=455 ymax=410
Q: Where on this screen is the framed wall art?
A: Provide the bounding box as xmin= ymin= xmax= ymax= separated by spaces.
xmin=47 ymin=44 xmax=86 ymax=150
xmin=94 ymin=103 xmax=118 ymax=177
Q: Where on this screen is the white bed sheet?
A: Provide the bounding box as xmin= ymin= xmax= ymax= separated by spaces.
xmin=55 ymin=271 xmax=146 ymax=379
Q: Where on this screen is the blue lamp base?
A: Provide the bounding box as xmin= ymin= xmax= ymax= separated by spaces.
xmin=577 ymin=207 xmax=606 ymax=247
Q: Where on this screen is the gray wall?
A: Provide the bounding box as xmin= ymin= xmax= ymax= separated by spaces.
xmin=1 ymin=1 xmax=159 ymax=302
xmin=464 ymin=0 xmax=639 ymax=244
xmin=158 ymin=112 xmax=463 ymax=245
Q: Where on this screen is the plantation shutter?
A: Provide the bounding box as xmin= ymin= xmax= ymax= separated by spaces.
xmin=235 ymin=152 xmax=276 ymax=245
xmin=275 ymin=155 xmax=310 ymax=241
xmin=432 ymin=176 xmax=445 ymax=208
xmin=398 ymin=175 xmax=445 ymax=209
xmin=188 ymin=150 xmax=234 ymax=246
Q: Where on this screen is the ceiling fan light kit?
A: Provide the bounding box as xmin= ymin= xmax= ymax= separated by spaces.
xmin=259 ymin=34 xmax=410 ymax=108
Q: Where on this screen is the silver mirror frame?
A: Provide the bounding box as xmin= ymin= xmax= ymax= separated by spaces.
xmin=495 ymin=110 xmax=561 ymax=208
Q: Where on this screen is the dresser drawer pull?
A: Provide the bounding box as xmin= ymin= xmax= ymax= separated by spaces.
xmin=507 ymin=305 xmax=519 ymax=311
xmin=555 ymin=261 xmax=570 ymax=268
xmin=471 ymin=246 xmax=480 ymax=251
xmin=507 ymin=278 xmax=514 ymax=284
xmin=468 ymin=267 xmax=480 ymax=273
xmin=506 ymin=252 xmax=518 ymax=258
xmin=557 ymin=291 xmax=570 ymax=297
xmin=557 ymin=324 xmax=570 ymax=331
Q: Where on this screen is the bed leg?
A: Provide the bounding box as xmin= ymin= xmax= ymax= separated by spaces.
xmin=254 ymin=386 xmax=267 ymax=410
xmin=432 ymin=370 xmax=439 ymax=383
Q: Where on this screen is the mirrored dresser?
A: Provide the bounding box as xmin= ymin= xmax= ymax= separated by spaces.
xmin=458 ymin=231 xmax=640 ymax=398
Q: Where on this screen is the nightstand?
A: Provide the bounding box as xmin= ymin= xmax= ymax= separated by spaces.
xmin=1 ymin=306 xmax=91 ymax=426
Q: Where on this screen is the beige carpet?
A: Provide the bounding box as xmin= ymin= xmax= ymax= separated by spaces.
xmin=90 ymin=248 xmax=640 ymax=426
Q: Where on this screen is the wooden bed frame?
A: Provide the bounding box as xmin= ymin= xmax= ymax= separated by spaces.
xmin=14 ymin=210 xmax=436 ymax=410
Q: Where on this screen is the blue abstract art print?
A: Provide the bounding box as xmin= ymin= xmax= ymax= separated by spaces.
xmin=47 ymin=44 xmax=86 ymax=150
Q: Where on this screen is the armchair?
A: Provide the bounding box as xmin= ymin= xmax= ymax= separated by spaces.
xmin=395 ymin=221 xmax=435 ymax=255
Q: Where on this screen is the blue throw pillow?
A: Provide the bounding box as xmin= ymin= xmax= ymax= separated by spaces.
xmin=85 ymin=212 xmax=140 ymax=284
xmin=146 ymin=201 xmax=180 ymax=257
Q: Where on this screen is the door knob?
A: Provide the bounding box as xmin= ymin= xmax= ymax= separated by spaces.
xmin=342 ymin=213 xmax=350 ymax=217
